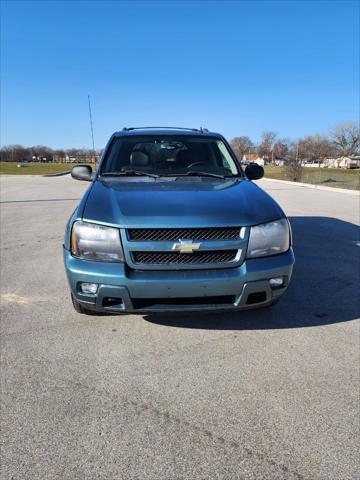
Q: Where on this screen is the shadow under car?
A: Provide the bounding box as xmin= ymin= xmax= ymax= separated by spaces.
xmin=143 ymin=216 xmax=360 ymax=330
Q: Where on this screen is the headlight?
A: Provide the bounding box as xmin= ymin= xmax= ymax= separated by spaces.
xmin=246 ymin=219 xmax=290 ymax=259
xmin=71 ymin=221 xmax=124 ymax=262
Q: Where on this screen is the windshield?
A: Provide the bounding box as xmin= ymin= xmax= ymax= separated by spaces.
xmin=101 ymin=136 xmax=241 ymax=177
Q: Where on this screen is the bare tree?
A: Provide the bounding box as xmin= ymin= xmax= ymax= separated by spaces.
xmin=330 ymin=122 xmax=360 ymax=157
xmin=230 ymin=136 xmax=254 ymax=160
xmin=258 ymin=131 xmax=277 ymax=162
xmin=273 ymin=139 xmax=290 ymax=159
xmin=0 ymin=145 xmax=30 ymax=162
xmin=30 ymin=145 xmax=54 ymax=162
xmin=284 ymin=143 xmax=303 ymax=182
xmin=0 ymin=145 xmax=13 ymax=162
xmin=53 ymin=149 xmax=65 ymax=156
xmin=297 ymin=135 xmax=335 ymax=163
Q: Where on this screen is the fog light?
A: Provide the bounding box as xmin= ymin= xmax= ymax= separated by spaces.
xmin=80 ymin=282 xmax=98 ymax=294
xmin=269 ymin=277 xmax=284 ymax=289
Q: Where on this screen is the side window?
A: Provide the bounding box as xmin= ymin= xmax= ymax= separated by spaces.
xmin=103 ymin=139 xmax=123 ymax=172
xmin=216 ymin=141 xmax=238 ymax=174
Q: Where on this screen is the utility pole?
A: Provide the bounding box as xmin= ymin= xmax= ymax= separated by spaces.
xmin=88 ymin=95 xmax=96 ymax=164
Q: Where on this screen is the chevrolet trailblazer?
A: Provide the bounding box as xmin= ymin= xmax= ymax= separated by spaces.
xmin=63 ymin=127 xmax=294 ymax=314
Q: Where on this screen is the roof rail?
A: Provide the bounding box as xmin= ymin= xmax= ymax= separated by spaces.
xmin=122 ymin=126 xmax=208 ymax=133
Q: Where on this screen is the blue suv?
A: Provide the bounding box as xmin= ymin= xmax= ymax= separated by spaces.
xmin=64 ymin=127 xmax=294 ymax=314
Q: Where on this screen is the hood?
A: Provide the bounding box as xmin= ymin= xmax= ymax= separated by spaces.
xmin=82 ymin=177 xmax=285 ymax=228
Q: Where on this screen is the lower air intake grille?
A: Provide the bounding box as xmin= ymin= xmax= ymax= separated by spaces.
xmin=128 ymin=227 xmax=241 ymax=241
xmin=132 ymin=296 xmax=236 ymax=309
xmin=132 ymin=250 xmax=238 ymax=265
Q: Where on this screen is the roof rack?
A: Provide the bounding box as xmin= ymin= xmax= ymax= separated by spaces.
xmin=122 ymin=126 xmax=209 ymax=133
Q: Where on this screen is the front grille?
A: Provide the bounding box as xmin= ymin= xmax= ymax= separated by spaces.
xmin=128 ymin=227 xmax=241 ymax=242
xmin=132 ymin=296 xmax=236 ymax=309
xmin=132 ymin=250 xmax=238 ymax=265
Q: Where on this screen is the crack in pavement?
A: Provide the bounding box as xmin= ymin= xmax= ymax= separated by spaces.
xmin=62 ymin=376 xmax=304 ymax=479
xmin=2 ymin=365 xmax=305 ymax=479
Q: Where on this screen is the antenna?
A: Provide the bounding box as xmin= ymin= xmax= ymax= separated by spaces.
xmin=87 ymin=95 xmax=96 ymax=164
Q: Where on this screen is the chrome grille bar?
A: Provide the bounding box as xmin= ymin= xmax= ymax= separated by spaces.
xmin=132 ymin=250 xmax=238 ymax=265
xmin=128 ymin=227 xmax=241 ymax=242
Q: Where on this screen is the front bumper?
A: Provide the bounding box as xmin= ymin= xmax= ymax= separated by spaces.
xmin=63 ymin=247 xmax=294 ymax=313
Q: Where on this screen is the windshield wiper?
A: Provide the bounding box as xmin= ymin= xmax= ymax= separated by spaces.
xmin=101 ymin=169 xmax=159 ymax=178
xmin=162 ymin=171 xmax=227 ymax=179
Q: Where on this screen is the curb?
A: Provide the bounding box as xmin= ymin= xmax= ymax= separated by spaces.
xmin=0 ymin=172 xmax=71 ymax=177
xmin=42 ymin=171 xmax=72 ymax=177
xmin=261 ymin=177 xmax=359 ymax=196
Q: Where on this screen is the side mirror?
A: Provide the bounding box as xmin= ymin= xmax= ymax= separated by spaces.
xmin=71 ymin=165 xmax=93 ymax=182
xmin=245 ymin=163 xmax=264 ymax=180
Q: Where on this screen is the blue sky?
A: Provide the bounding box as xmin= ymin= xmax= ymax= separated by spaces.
xmin=1 ymin=0 xmax=359 ymax=149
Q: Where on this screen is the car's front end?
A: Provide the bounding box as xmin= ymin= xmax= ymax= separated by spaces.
xmin=63 ymin=128 xmax=294 ymax=314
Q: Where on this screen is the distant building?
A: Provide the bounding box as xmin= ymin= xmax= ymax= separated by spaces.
xmin=302 ymin=161 xmax=322 ymax=168
xmin=52 ymin=154 xmax=100 ymax=164
xmin=274 ymin=159 xmax=285 ymax=167
xmin=242 ymin=154 xmax=265 ymax=167
xmin=323 ymin=156 xmax=360 ymax=169
xmin=339 ymin=156 xmax=360 ymax=169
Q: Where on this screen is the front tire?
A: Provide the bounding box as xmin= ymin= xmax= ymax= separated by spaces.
xmin=269 ymin=298 xmax=280 ymax=307
xmin=71 ymin=293 xmax=96 ymax=315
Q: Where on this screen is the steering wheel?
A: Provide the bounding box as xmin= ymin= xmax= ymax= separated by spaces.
xmin=187 ymin=162 xmax=209 ymax=169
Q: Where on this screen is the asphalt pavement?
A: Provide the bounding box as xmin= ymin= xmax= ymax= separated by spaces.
xmin=1 ymin=175 xmax=359 ymax=480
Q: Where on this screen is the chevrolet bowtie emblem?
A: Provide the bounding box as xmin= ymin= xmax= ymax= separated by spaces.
xmin=172 ymin=239 xmax=201 ymax=254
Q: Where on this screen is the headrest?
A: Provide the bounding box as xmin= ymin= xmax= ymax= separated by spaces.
xmin=130 ymin=151 xmax=150 ymax=166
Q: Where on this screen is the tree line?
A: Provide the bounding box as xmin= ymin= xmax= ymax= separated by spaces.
xmin=0 ymin=122 xmax=358 ymax=164
xmin=230 ymin=122 xmax=359 ymax=162
xmin=0 ymin=146 xmax=101 ymax=163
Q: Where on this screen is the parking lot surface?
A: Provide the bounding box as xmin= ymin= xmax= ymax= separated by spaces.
xmin=1 ymin=175 xmax=359 ymax=480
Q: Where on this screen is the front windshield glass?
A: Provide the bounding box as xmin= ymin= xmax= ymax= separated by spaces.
xmin=101 ymin=136 xmax=241 ymax=177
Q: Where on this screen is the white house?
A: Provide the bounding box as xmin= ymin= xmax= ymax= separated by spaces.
xmin=339 ymin=156 xmax=360 ymax=169
xmin=242 ymin=154 xmax=265 ymax=167
xmin=323 ymin=156 xmax=360 ymax=169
